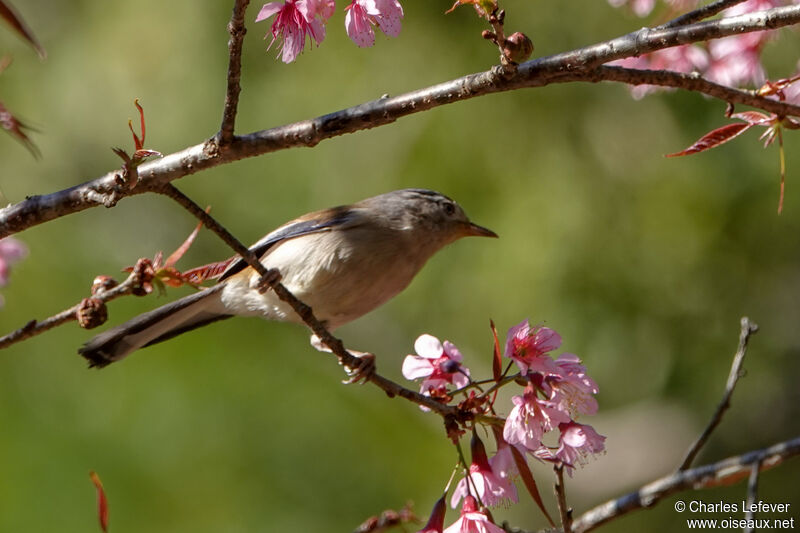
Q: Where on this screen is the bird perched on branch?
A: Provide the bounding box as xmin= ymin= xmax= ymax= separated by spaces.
xmin=79 ymin=188 xmax=497 ymax=367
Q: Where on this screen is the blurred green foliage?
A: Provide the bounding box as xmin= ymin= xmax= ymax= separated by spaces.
xmin=1 ymin=0 xmax=799 ymax=531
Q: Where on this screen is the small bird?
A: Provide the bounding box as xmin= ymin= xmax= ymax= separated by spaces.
xmin=79 ymin=189 xmax=497 ymax=367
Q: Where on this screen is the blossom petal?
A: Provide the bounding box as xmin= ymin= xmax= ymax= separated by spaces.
xmin=534 ymin=327 xmax=562 ymax=352
xmin=442 ymin=340 xmax=463 ymax=362
xmin=402 ymin=355 xmax=433 ymax=380
xmin=414 ymin=334 xmax=443 ymax=359
xmin=345 ymin=3 xmax=376 ymax=47
xmin=371 ymin=0 xmax=403 ymax=37
xmin=256 ymin=2 xmax=285 ymax=22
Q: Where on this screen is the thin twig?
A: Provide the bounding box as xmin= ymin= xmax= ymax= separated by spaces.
xmin=0 ymin=312 xmax=73 ymax=348
xmin=218 ymin=0 xmax=250 ymax=145
xmin=155 ymin=183 xmax=463 ymax=417
xmin=678 ymin=317 xmax=759 ymax=471
xmin=659 ymin=0 xmax=748 ymax=29
xmin=743 ymin=460 xmax=760 ymax=529
xmin=572 ymin=435 xmax=800 ymax=533
xmin=3 ymin=5 xmax=800 ymax=239
xmin=554 ymin=464 xmax=572 ymax=533
xmin=0 ymin=269 xmax=150 ymax=349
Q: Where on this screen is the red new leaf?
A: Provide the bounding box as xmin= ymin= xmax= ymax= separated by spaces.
xmin=0 ymin=1 xmax=46 ymax=58
xmin=181 ymin=258 xmax=234 ymax=285
xmin=490 ymin=319 xmax=502 ymax=382
xmin=510 ymin=445 xmax=556 ymax=528
xmin=89 ymin=471 xmax=109 ymax=533
xmin=665 ymin=122 xmax=753 ymax=157
xmin=731 ymin=111 xmax=773 ymax=126
xmin=0 ymin=99 xmax=39 ymax=156
xmin=164 ymin=211 xmax=208 ymax=269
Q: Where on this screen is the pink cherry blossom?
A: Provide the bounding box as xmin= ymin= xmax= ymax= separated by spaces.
xmin=556 ymin=422 xmax=606 ymax=473
xmin=450 ymin=435 xmax=518 ymax=509
xmin=306 ymin=0 xmax=336 ymax=19
xmin=0 ymin=237 xmax=27 ymax=286
xmin=611 ymin=44 xmax=709 ymax=99
xmin=345 ymin=0 xmax=404 ymax=48
xmin=783 ymin=62 xmax=800 ymax=104
xmin=403 ymin=334 xmax=470 ymax=396
xmin=706 ymin=0 xmax=777 ymax=88
xmin=546 ymin=353 xmax=600 ymax=417
xmin=487 ymin=441 xmax=517 ymax=483
xmin=502 ymin=383 xmax=570 ymax=452
xmin=443 ymin=496 xmax=505 ymax=533
xmin=256 ymin=0 xmax=330 ymax=63
xmin=606 ymin=0 xmax=656 ymax=17
xmin=504 ymin=319 xmax=562 ymax=375
xmin=706 ymin=34 xmax=766 ymax=87
xmin=607 ymin=0 xmax=706 ymax=17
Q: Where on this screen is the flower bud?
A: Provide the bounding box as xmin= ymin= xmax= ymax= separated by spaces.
xmin=77 ymin=298 xmax=108 ymax=329
xmin=91 ymin=275 xmax=118 ymax=296
xmin=504 ymin=32 xmax=533 ymax=64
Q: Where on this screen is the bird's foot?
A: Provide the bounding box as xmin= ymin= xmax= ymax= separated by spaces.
xmin=341 ymin=351 xmax=376 ymax=385
xmin=255 ymin=268 xmax=282 ymax=294
xmin=310 ymin=334 xmax=375 ymax=385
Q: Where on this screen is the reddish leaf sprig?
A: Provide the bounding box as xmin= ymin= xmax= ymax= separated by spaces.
xmin=112 ymin=99 xmax=162 ymax=188
xmin=0 ymin=98 xmax=38 ymax=157
xmin=0 ymin=56 xmax=39 ymax=157
xmin=89 ymin=471 xmax=109 ymax=533
xmin=667 ymin=76 xmax=800 ymax=213
xmin=0 ymin=1 xmax=46 ymax=58
xmin=120 ymin=212 xmax=218 ymax=295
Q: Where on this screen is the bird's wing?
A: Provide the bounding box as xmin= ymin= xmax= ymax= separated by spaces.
xmin=218 ymin=205 xmax=359 ymax=281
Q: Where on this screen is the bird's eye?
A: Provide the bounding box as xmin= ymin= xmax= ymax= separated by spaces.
xmin=443 ymin=202 xmax=456 ymax=216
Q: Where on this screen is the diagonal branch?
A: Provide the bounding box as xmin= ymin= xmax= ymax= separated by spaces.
xmin=572 ymin=435 xmax=800 ymax=533
xmin=2 ymin=5 xmax=799 ymax=239
xmin=218 ymin=0 xmax=250 ymax=145
xmin=156 ymin=184 xmax=464 ymax=418
xmin=678 ymin=317 xmax=759 ymax=470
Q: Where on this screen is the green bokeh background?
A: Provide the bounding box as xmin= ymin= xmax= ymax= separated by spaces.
xmin=1 ymin=1 xmax=799 ymax=531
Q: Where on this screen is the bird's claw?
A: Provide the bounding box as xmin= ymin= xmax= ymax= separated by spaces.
xmin=342 ymin=351 xmax=376 ymax=385
xmin=256 ymin=269 xmax=282 ymax=294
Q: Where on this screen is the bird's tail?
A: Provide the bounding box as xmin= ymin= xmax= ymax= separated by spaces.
xmin=79 ymin=284 xmax=231 ymax=368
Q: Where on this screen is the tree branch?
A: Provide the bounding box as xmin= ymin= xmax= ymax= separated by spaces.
xmin=658 ymin=0 xmax=748 ymax=29
xmin=584 ymin=66 xmax=800 ymax=118
xmin=554 ymin=464 xmax=573 ymax=533
xmin=572 ymin=435 xmax=800 ymax=533
xmin=2 ymin=5 xmax=799 ymax=239
xmin=678 ymin=317 xmax=759 ymax=470
xmin=743 ymin=460 xmax=760 ymax=529
xmin=156 ymin=184 xmax=465 ymax=418
xmin=218 ymin=0 xmax=250 ymax=145
xmin=0 ymin=267 xmax=153 ymax=349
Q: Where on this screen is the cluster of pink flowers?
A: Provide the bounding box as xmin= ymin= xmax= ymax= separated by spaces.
xmin=608 ymin=0 xmax=800 ymax=97
xmin=404 ymin=320 xmax=605 ymax=532
xmin=501 ymin=320 xmax=605 ymax=474
xmin=256 ymin=0 xmax=403 ymax=63
xmin=0 ymin=237 xmax=27 ymax=307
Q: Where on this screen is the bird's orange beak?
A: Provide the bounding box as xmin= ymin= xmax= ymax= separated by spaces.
xmin=464 ymin=222 xmax=498 ymax=238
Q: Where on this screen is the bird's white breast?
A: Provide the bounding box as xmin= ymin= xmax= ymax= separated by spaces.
xmin=219 ymin=227 xmax=428 ymax=329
